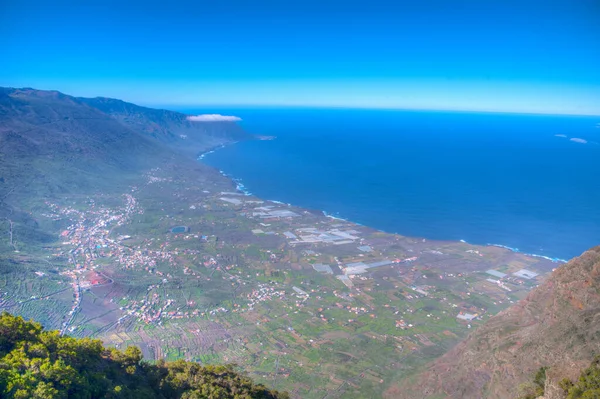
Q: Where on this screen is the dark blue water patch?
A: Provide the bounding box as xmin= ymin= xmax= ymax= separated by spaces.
xmin=183 ymin=107 xmax=600 ymax=260
xmin=171 ymin=226 xmax=189 ymax=233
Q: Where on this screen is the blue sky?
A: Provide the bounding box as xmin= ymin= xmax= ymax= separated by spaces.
xmin=1 ymin=0 xmax=599 ymax=115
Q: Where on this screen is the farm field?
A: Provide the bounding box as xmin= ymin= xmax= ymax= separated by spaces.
xmin=0 ymin=158 xmax=557 ymax=398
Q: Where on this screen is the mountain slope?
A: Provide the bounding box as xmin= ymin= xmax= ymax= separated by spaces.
xmin=0 ymin=88 xmax=248 ymax=193
xmin=79 ymin=96 xmax=248 ymax=156
xmin=0 ymin=87 xmax=247 ymax=254
xmin=391 ymin=246 xmax=600 ymax=399
xmin=0 ymin=88 xmax=171 ymax=195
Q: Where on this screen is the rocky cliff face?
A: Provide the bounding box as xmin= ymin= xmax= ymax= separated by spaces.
xmin=391 ymin=246 xmax=600 ymax=399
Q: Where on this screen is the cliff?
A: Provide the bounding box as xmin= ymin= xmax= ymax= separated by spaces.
xmin=391 ymin=246 xmax=600 ymax=399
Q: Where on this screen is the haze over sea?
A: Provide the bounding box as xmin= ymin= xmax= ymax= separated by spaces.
xmin=182 ymin=107 xmax=600 ymax=261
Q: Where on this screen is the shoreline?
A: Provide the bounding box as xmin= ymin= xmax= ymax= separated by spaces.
xmin=197 ymin=143 xmax=569 ymax=264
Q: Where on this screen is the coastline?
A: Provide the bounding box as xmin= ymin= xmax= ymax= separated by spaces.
xmin=197 ymin=143 xmax=231 ymax=160
xmin=197 ymin=143 xmax=569 ymax=264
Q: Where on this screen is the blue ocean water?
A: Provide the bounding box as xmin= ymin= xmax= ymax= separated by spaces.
xmin=183 ymin=107 xmax=600 ymax=260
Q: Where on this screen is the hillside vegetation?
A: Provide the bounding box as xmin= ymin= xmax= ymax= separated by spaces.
xmin=0 ymin=313 xmax=288 ymax=399
xmin=392 ymin=246 xmax=600 ymax=399
xmin=519 ymin=356 xmax=600 ymax=399
xmin=0 ymin=87 xmax=247 ymax=260
xmin=0 ymin=87 xmax=247 ymax=200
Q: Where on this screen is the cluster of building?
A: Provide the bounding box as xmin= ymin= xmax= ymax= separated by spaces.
xmin=342 ymin=259 xmax=395 ymax=275
xmin=144 ymin=168 xmax=173 ymax=184
xmin=250 ymin=206 xmax=300 ymax=219
xmin=287 ymin=227 xmax=360 ymax=246
xmin=44 ymin=194 xmax=188 ymax=330
xmin=122 ymin=295 xmax=178 ymax=324
xmin=245 ymin=284 xmax=287 ymax=309
xmin=485 ymin=268 xmax=540 ymax=288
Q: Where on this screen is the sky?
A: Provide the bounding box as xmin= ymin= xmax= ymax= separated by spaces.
xmin=1 ymin=0 xmax=600 ymax=115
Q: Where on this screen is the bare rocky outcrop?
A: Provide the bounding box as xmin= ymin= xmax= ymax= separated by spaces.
xmin=391 ymin=246 xmax=600 ymax=399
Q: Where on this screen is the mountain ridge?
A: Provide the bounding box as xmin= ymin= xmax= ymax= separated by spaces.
xmin=0 ymin=86 xmax=249 ymax=189
xmin=0 ymin=87 xmax=248 ymax=255
xmin=391 ymin=246 xmax=600 ymax=399
xmin=78 ymin=95 xmax=248 ymax=155
xmin=2 ymin=86 xmax=599 ymax=399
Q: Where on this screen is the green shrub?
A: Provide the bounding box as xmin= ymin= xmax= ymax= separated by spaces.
xmin=0 ymin=312 xmax=288 ymax=399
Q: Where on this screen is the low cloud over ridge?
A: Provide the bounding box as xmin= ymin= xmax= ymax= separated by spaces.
xmin=186 ymin=114 xmax=242 ymax=122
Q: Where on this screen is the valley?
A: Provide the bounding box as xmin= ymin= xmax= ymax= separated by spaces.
xmin=0 ymin=87 xmax=576 ymax=398
xmin=1 ymin=150 xmax=557 ymax=398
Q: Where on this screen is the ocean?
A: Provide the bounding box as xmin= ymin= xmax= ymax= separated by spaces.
xmin=180 ymin=107 xmax=600 ymax=261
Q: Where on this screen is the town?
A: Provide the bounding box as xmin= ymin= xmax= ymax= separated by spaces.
xmin=1 ymin=163 xmax=559 ymax=399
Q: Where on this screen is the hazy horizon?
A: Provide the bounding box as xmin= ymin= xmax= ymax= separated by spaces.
xmin=2 ymin=0 xmax=599 ymax=115
xmin=162 ymin=103 xmax=600 ymax=117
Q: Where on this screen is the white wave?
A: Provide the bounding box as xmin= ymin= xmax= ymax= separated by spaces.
xmin=235 ymin=182 xmax=252 ymax=196
xmin=524 ymin=253 xmax=567 ymax=263
xmin=487 ymin=243 xmax=566 ymax=263
xmin=197 ymin=150 xmax=215 ymax=160
xmin=322 ymin=211 xmax=350 ymax=222
xmin=196 ymin=156 xmax=571 ymax=263
xmin=487 ymin=243 xmax=520 ymax=252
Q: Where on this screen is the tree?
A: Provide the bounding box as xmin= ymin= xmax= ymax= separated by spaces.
xmin=0 ymin=312 xmax=288 ymax=399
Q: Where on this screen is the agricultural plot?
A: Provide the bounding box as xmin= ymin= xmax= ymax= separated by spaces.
xmin=0 ymin=160 xmax=559 ymax=399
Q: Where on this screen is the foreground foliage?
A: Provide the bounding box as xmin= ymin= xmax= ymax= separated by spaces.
xmin=519 ymin=357 xmax=600 ymax=399
xmin=562 ymin=356 xmax=600 ymax=399
xmin=0 ymin=312 xmax=288 ymax=399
